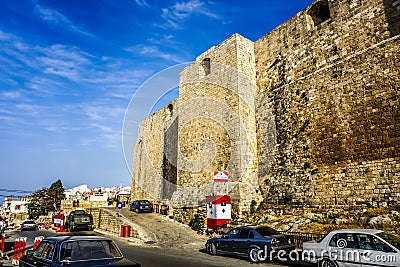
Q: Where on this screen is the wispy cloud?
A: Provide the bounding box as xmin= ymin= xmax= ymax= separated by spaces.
xmin=1 ymin=91 xmax=22 ymax=100
xmin=0 ymin=30 xmax=12 ymax=41
xmin=160 ymin=0 xmax=220 ymax=29
xmin=34 ymin=5 xmax=94 ymax=37
xmin=125 ymin=44 xmax=187 ymax=62
xmin=0 ymin=28 xmax=151 ymax=151
xmin=134 ymin=0 xmax=150 ymax=8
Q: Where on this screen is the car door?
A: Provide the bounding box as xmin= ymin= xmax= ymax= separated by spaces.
xmin=27 ymin=240 xmax=56 ymax=267
xmin=356 ymin=234 xmax=399 ymax=267
xmin=234 ymin=228 xmax=251 ymax=255
xmin=219 ymin=228 xmax=240 ymax=253
xmin=328 ymin=233 xmax=363 ymax=267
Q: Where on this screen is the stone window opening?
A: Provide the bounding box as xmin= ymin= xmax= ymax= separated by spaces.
xmin=202 ymin=58 xmax=211 ymax=75
xmin=306 ymin=0 xmax=331 ymax=28
xmin=167 ymin=103 xmax=173 ymax=116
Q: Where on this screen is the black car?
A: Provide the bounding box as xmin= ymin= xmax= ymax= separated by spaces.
xmin=130 ymin=200 xmax=153 ymax=213
xmin=20 ymin=220 xmax=38 ymax=231
xmin=19 ymin=236 xmax=141 ymax=267
xmin=205 ymin=225 xmax=295 ymax=263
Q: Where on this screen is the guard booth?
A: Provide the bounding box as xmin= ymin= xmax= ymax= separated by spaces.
xmin=53 ymin=213 xmax=66 ymax=232
xmin=206 ymin=195 xmax=231 ymax=230
xmin=206 ymin=171 xmax=231 ymax=230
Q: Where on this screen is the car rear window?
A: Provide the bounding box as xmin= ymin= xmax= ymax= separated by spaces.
xmin=254 ymin=227 xmax=280 ymax=237
xmin=60 ymin=240 xmax=122 ymax=261
xmin=376 ymin=232 xmax=400 ymax=250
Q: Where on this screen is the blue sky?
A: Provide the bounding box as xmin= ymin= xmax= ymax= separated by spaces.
xmin=0 ymin=0 xmax=314 ymax=196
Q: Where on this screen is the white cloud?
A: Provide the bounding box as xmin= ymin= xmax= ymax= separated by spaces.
xmin=1 ymin=91 xmax=22 ymax=100
xmin=160 ymin=0 xmax=220 ymax=29
xmin=126 ymin=44 xmax=186 ymax=62
xmin=134 ymin=0 xmax=150 ymax=8
xmin=34 ymin=5 xmax=94 ymax=37
xmin=0 ymin=29 xmax=154 ymax=151
xmin=16 ymin=103 xmax=41 ymax=114
xmin=0 ymin=30 xmax=12 ymax=41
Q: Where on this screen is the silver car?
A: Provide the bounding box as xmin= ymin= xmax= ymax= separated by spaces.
xmin=20 ymin=220 xmax=37 ymax=231
xmin=302 ymin=229 xmax=400 ymax=267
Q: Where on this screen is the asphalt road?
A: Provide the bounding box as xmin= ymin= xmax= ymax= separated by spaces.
xmin=1 ymin=229 xmax=293 ymax=267
xmin=114 ymin=239 xmax=315 ymax=267
xmin=0 ymin=212 xmax=316 ymax=267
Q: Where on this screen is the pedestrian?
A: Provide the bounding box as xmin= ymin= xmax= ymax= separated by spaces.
xmin=0 ymin=220 xmax=6 ymax=235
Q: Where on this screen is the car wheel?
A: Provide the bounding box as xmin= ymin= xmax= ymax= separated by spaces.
xmin=135 ymin=208 xmax=139 ymax=213
xmin=249 ymin=248 xmax=263 ymax=263
xmin=320 ymin=258 xmax=338 ymax=267
xmin=206 ymin=243 xmax=217 ymax=255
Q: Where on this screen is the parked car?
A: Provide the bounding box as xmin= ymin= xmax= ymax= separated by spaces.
xmin=302 ymin=229 xmax=400 ymax=267
xmin=0 ymin=220 xmax=7 ymax=232
xmin=20 ymin=220 xmax=37 ymax=231
xmin=64 ymin=210 xmax=94 ymax=231
xmin=130 ymin=200 xmax=153 ymax=213
xmin=19 ymin=235 xmax=141 ymax=267
xmin=205 ymin=225 xmax=295 ymax=263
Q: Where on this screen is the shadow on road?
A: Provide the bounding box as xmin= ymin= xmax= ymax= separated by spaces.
xmin=197 ymin=248 xmax=316 ymax=266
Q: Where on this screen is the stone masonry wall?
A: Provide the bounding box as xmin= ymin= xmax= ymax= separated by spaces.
xmin=131 ymin=34 xmax=262 ymax=217
xmin=174 ymin=34 xmax=262 ymax=215
xmin=255 ymin=0 xmax=400 ymax=205
xmin=131 ymin=0 xmax=400 ymax=218
xmin=90 ymin=208 xmax=139 ymax=238
xmin=130 ymin=99 xmax=179 ymax=203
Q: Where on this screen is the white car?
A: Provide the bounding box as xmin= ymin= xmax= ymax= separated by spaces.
xmin=302 ymin=229 xmax=400 ymax=267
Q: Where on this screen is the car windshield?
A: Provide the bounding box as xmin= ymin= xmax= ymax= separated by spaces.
xmin=376 ymin=232 xmax=400 ymax=250
xmin=23 ymin=221 xmax=35 ymax=224
xmin=254 ymin=227 xmax=280 ymax=237
xmin=60 ymin=240 xmax=122 ymax=261
xmin=71 ymin=210 xmax=86 ymax=215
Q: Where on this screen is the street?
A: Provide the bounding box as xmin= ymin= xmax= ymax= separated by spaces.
xmin=0 ymin=210 xmax=315 ymax=267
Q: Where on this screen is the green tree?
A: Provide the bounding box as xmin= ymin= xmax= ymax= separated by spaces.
xmin=27 ymin=188 xmax=53 ymax=219
xmin=48 ymin=179 xmax=64 ymax=209
xmin=27 ymin=179 xmax=65 ymax=219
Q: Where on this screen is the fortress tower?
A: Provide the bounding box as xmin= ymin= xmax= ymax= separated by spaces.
xmin=131 ymin=0 xmax=400 ymax=219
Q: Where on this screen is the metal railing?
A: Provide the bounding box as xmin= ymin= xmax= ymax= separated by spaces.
xmin=279 ymin=231 xmax=326 ymax=249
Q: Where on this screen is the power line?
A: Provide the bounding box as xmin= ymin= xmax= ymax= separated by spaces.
xmin=0 ymin=189 xmax=33 ymax=194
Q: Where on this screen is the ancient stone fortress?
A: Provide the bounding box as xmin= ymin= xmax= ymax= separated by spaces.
xmin=131 ymin=0 xmax=400 ymax=219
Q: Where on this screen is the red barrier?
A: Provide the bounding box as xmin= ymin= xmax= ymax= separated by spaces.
xmin=1 ymin=234 xmax=4 ymax=255
xmin=12 ymin=237 xmax=27 ymax=265
xmin=119 ymin=225 xmax=131 ymax=238
xmin=12 ymin=238 xmax=20 ymax=265
xmin=21 ymin=237 xmax=27 ymax=256
xmin=33 ymin=236 xmax=44 ymax=250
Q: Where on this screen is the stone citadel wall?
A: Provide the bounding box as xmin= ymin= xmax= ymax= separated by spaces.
xmin=255 ymin=0 xmax=400 ymax=206
xmin=131 ymin=0 xmax=400 ymax=216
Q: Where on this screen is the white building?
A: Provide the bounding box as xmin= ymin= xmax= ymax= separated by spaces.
xmin=64 ymin=184 xmax=91 ymax=200
xmin=0 ymin=196 xmax=30 ymax=223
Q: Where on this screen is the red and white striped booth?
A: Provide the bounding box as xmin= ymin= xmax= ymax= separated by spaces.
xmin=206 ymin=195 xmax=231 ymax=230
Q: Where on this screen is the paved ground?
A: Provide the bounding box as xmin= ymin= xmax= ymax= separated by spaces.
xmin=0 ymin=209 xmax=315 ymax=266
xmin=106 ymin=208 xmax=314 ymax=266
xmin=117 ymin=207 xmax=208 ymax=252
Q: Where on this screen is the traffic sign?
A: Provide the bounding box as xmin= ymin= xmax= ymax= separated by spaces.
xmin=117 ymin=202 xmax=123 ymax=209
xmin=213 ymin=171 xmax=228 ymax=182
